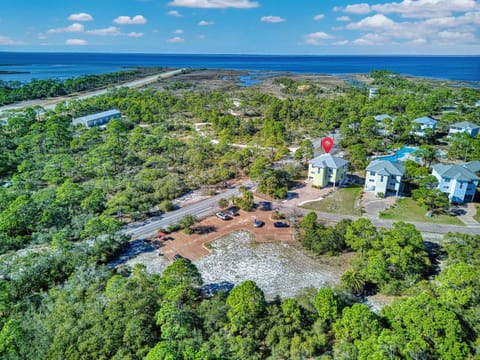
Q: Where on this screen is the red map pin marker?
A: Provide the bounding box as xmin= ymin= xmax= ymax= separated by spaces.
xmin=321 ymin=137 xmax=334 ymax=154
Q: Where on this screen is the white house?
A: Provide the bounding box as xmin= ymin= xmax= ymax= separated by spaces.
xmin=369 ymin=88 xmax=378 ymax=100
xmin=365 ymin=159 xmax=405 ymax=196
xmin=374 ymin=114 xmax=396 ymax=135
xmin=412 ymin=116 xmax=437 ymax=137
xmin=432 ymin=163 xmax=479 ymax=203
xmin=448 ymin=121 xmax=480 ymax=138
xmin=308 ymin=153 xmax=349 ymax=188
xmin=72 ymin=109 xmax=121 ymax=128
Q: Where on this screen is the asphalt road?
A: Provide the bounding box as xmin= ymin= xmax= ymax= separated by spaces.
xmin=123 ymin=186 xmax=241 ymax=239
xmin=0 ymin=68 xmax=185 ymax=117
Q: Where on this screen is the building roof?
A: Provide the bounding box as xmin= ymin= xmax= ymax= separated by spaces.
xmin=449 ymin=121 xmax=480 ymax=130
xmin=366 ymin=159 xmax=405 ymax=176
xmin=433 ymin=164 xmax=480 ymax=182
xmin=413 ymin=116 xmax=437 ymax=125
xmin=73 ymin=109 xmax=121 ymax=125
xmin=374 ymin=114 xmax=395 ymax=121
xmin=310 ymin=153 xmax=349 ymax=169
xmin=464 ymin=160 xmax=480 ymax=173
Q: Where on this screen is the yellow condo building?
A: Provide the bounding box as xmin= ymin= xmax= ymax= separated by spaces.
xmin=308 ymin=153 xmax=349 ymax=188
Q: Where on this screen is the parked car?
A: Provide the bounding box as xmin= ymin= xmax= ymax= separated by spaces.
xmin=259 ymin=201 xmax=272 ymax=211
xmin=253 ymin=219 xmax=265 ymax=228
xmin=273 ymin=221 xmax=289 ymax=228
xmin=216 ymin=212 xmax=230 ymax=220
xmin=173 ymin=254 xmax=191 ymax=263
xmin=226 ymin=208 xmax=239 ymax=216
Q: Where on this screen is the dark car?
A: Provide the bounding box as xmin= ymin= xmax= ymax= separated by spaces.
xmin=173 ymin=254 xmax=191 ymax=263
xmin=253 ymin=219 xmax=265 ymax=228
xmin=260 ymin=201 xmax=272 ymax=211
xmin=226 ymin=208 xmax=239 ymax=216
xmin=273 ymin=221 xmax=289 ymax=228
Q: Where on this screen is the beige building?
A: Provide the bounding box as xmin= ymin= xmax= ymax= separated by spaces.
xmin=365 ymin=159 xmax=405 ymax=197
xmin=308 ymin=153 xmax=349 ymax=188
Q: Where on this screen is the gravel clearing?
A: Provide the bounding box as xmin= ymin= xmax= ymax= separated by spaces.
xmin=196 ymin=231 xmax=342 ymax=301
xmin=122 ymin=229 xmax=345 ymax=301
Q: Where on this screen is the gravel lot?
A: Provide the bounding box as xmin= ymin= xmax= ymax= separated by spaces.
xmin=124 ymin=230 xmax=348 ymax=301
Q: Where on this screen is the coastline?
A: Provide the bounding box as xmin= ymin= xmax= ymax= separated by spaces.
xmin=0 ymin=52 xmax=478 ymax=83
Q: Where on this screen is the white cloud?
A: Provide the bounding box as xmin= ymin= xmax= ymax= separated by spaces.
xmin=304 ymin=31 xmax=334 ymax=45
xmin=167 ymin=10 xmax=183 ymax=17
xmin=334 ymin=40 xmax=350 ymax=45
xmin=438 ymin=30 xmax=475 ymax=41
xmin=334 ymin=3 xmax=371 ymax=14
xmin=114 ymin=15 xmax=147 ymax=25
xmin=351 ymin=33 xmax=390 ymax=45
xmin=0 ymin=35 xmax=25 ymax=45
xmin=337 ymin=16 xmax=351 ymax=21
xmin=313 ymin=14 xmax=325 ymax=21
xmin=168 ymin=0 xmax=259 ymax=8
xmin=65 ymin=39 xmax=88 ymax=45
xmin=372 ymin=0 xmax=477 ymax=19
xmin=408 ymin=38 xmax=427 ymax=44
xmin=87 ymin=26 xmax=121 ymax=36
xmin=261 ymin=16 xmax=286 ymax=23
xmin=127 ymin=32 xmax=144 ymax=37
xmin=174 ymin=29 xmax=184 ymax=34
xmin=37 ymin=33 xmax=48 ymax=40
xmin=198 ymin=20 xmax=214 ymax=26
xmin=347 ymin=14 xmax=395 ymax=29
xmin=68 ymin=13 xmax=93 ymax=22
xmin=167 ymin=36 xmax=185 ymax=43
xmin=48 ymin=23 xmax=85 ymax=33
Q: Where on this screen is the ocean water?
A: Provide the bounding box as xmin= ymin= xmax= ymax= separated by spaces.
xmin=0 ymin=52 xmax=479 ymax=83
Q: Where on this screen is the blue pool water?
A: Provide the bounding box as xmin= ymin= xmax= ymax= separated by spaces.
xmin=379 ymin=147 xmax=418 ymax=162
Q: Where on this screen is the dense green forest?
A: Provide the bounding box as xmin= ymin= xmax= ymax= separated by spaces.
xmin=1 ymin=229 xmax=479 ymax=359
xmin=1 ymin=70 xmax=480 ymax=358
xmin=0 ymin=67 xmax=165 ymax=105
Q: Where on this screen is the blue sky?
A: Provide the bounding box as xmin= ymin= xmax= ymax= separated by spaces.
xmin=1 ymin=0 xmax=479 ymax=54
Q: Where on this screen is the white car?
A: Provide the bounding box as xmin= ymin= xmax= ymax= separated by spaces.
xmin=216 ymin=212 xmax=230 ymax=220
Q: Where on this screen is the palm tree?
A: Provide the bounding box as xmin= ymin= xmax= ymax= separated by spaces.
xmin=414 ymin=145 xmax=438 ymax=168
xmin=341 ymin=269 xmax=366 ymax=296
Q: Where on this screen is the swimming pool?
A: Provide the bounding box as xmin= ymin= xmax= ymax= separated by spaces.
xmin=379 ymin=147 xmax=419 ymax=162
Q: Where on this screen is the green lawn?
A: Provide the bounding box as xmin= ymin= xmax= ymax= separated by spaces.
xmin=302 ymin=185 xmax=363 ymax=216
xmin=474 ymin=204 xmax=480 ymax=223
xmin=380 ymin=198 xmax=464 ymax=226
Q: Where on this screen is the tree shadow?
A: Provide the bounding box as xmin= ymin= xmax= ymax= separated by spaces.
xmin=108 ymin=239 xmax=156 ymax=268
xmin=194 ymin=225 xmax=217 ymax=234
xmin=200 ymin=281 xmax=235 ymax=298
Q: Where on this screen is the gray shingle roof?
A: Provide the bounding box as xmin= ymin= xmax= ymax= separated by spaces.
xmin=413 ymin=116 xmax=437 ymax=125
xmin=464 ymin=160 xmax=480 ymax=173
xmin=374 ymin=114 xmax=395 ymax=121
xmin=449 ymin=121 xmax=480 ymax=130
xmin=366 ymin=159 xmax=405 ymax=176
xmin=310 ymin=153 xmax=349 ymax=169
xmin=73 ymin=109 xmax=121 ymax=125
xmin=433 ymin=163 xmax=480 ymax=182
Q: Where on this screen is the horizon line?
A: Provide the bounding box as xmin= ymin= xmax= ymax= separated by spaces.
xmin=1 ymin=50 xmax=480 ymax=57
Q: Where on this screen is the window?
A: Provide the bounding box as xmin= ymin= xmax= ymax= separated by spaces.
xmin=459 ymin=182 xmax=463 ymax=189
xmin=380 ymin=176 xmax=384 ymax=182
xmin=444 ymin=178 xmax=450 ymax=183
xmin=370 ymin=171 xmax=375 ymax=176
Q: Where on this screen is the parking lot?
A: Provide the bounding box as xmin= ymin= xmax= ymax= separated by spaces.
xmin=152 ymin=205 xmax=293 ymax=262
